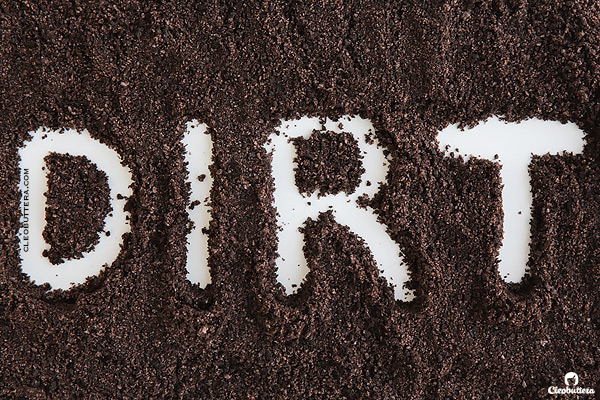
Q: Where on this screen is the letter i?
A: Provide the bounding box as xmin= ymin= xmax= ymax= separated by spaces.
xmin=182 ymin=121 xmax=213 ymax=287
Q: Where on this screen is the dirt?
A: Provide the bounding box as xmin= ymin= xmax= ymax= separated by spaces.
xmin=293 ymin=130 xmax=364 ymax=196
xmin=42 ymin=153 xmax=111 ymax=264
xmin=1 ymin=1 xmax=599 ymax=399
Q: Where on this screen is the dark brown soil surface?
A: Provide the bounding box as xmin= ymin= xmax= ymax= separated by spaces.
xmin=1 ymin=2 xmax=599 ymax=398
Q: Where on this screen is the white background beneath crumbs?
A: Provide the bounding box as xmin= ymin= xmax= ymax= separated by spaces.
xmin=19 ymin=116 xmax=585 ymax=301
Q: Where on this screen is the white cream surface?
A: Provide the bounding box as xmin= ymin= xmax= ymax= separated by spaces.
xmin=266 ymin=116 xmax=414 ymax=301
xmin=182 ymin=120 xmax=213 ymax=288
xmin=437 ymin=117 xmax=585 ymax=282
xmin=19 ymin=128 xmax=133 ymax=290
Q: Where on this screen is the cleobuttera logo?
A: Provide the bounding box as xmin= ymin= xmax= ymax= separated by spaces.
xmin=548 ymin=372 xmax=594 ymax=395
xmin=564 ymin=372 xmax=578 ymax=387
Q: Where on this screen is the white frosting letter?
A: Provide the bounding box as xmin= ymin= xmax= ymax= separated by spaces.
xmin=266 ymin=116 xmax=413 ymax=301
xmin=437 ymin=117 xmax=585 ymax=282
xmin=19 ymin=128 xmax=132 ymax=290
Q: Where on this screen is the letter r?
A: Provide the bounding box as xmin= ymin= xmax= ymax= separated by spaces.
xmin=266 ymin=116 xmax=413 ymax=301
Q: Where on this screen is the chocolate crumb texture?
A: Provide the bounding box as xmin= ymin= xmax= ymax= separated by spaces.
xmin=292 ymin=130 xmax=364 ymax=196
xmin=1 ymin=1 xmax=600 ymax=399
xmin=42 ymin=153 xmax=111 ymax=264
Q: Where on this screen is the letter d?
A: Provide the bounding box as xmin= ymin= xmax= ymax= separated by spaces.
xmin=19 ymin=128 xmax=133 ymax=290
